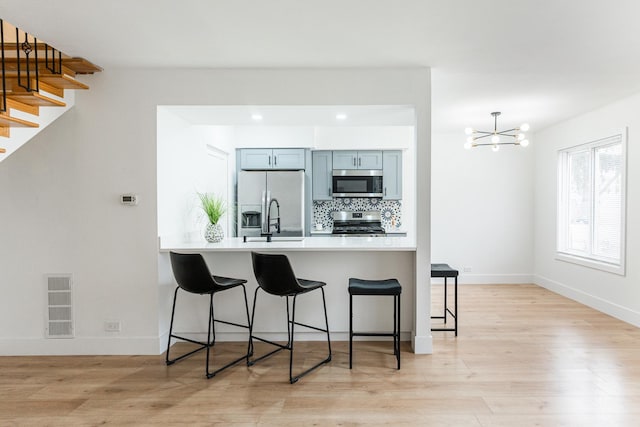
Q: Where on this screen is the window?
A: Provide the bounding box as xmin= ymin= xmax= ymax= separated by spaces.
xmin=557 ymin=129 xmax=626 ymax=275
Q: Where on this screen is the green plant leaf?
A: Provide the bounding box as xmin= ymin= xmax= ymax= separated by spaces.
xmin=197 ymin=192 xmax=226 ymax=224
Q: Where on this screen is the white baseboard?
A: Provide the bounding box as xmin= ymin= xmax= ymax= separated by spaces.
xmin=411 ymin=333 xmax=433 ymax=354
xmin=432 ymin=273 xmax=533 ymax=285
xmin=534 ymin=274 xmax=640 ymax=327
xmin=0 ymin=336 xmax=161 ymax=356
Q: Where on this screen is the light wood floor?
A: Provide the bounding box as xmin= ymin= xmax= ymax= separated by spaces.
xmin=2 ymin=284 xmax=640 ymax=426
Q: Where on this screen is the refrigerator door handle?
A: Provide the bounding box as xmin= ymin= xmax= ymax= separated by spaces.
xmin=261 ymin=190 xmax=267 ymax=234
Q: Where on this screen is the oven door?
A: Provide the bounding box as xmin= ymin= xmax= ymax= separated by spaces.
xmin=332 ymin=170 xmax=383 ymax=198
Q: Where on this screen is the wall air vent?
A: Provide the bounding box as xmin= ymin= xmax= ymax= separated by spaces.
xmin=45 ymin=275 xmax=74 ymax=338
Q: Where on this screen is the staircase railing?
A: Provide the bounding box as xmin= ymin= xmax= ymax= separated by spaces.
xmin=15 ymin=25 xmax=39 ymax=93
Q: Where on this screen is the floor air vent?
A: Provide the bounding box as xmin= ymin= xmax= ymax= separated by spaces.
xmin=45 ymin=275 xmax=74 ymax=338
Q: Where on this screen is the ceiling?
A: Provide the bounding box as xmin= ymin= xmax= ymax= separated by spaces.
xmin=3 ymin=0 xmax=640 ymax=134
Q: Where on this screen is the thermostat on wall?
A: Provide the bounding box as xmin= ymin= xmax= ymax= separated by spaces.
xmin=120 ymin=194 xmax=138 ymax=206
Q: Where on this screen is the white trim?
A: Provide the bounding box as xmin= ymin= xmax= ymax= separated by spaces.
xmin=556 ymin=127 xmax=627 ymax=276
xmin=411 ymin=333 xmax=433 ymax=354
xmin=556 ymin=252 xmax=624 ymax=276
xmin=0 ymin=336 xmax=161 ymax=356
xmin=534 ymin=274 xmax=640 ymax=327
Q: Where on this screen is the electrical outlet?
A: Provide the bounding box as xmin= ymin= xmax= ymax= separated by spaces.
xmin=104 ymin=321 xmax=121 ymax=332
xmin=464 ymin=266 xmax=473 ymax=273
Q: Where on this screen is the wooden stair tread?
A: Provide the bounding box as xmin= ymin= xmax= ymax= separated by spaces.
xmin=62 ymin=57 xmax=103 ymax=74
xmin=5 ymin=98 xmax=39 ymax=116
xmin=0 ymin=113 xmax=39 ymax=128
xmin=35 ymin=74 xmax=89 ymax=90
xmin=5 ymin=91 xmax=66 ymax=107
xmin=1 ymin=56 xmax=102 ymax=74
xmin=2 ymin=73 xmax=89 ymax=91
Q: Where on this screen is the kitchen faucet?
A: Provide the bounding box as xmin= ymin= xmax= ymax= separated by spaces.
xmin=262 ymin=198 xmax=280 ymax=242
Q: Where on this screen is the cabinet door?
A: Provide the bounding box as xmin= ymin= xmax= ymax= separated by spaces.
xmin=358 ymin=150 xmax=383 ymax=169
xmin=332 ymin=151 xmax=358 ymax=169
xmin=240 ymin=149 xmax=273 ymax=169
xmin=312 ymin=151 xmax=333 ymax=200
xmin=383 ymin=151 xmax=402 ymax=200
xmin=273 ymin=148 xmax=305 ymax=170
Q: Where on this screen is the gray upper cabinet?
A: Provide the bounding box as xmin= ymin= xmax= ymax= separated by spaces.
xmin=332 ymin=150 xmax=383 ymax=170
xmin=312 ymin=151 xmax=333 ymax=200
xmin=272 ymin=149 xmax=306 ymax=169
xmin=240 ymin=148 xmax=305 ymax=170
xmin=383 ymin=151 xmax=402 ymax=200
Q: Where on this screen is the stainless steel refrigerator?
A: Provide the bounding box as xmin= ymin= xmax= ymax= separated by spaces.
xmin=237 ymin=170 xmax=305 ymax=238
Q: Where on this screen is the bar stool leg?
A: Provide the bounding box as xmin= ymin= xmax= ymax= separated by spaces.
xmin=396 ymin=294 xmax=401 ymax=370
xmin=454 ymin=276 xmax=458 ymax=336
xmin=443 ymin=277 xmax=448 ymax=324
xmin=349 ymin=293 xmax=353 ymax=369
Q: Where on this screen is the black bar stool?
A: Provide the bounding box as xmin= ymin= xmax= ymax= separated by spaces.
xmin=430 ymin=263 xmax=459 ymax=336
xmin=349 ymin=278 xmax=401 ymax=370
xmin=166 ymin=252 xmax=251 ymax=379
xmin=249 ymin=252 xmax=332 ymax=384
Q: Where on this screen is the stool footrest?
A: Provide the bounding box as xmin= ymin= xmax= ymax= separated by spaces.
xmin=352 ymin=332 xmax=397 ymax=337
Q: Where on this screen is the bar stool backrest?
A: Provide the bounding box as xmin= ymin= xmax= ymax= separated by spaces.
xmin=251 ymin=252 xmax=301 ymax=296
xmin=170 ymin=252 xmax=216 ymax=295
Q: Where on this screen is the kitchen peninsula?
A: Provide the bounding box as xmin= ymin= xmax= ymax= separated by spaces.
xmin=159 ymin=235 xmax=419 ymax=350
xmin=160 ymin=234 xmax=416 ymax=252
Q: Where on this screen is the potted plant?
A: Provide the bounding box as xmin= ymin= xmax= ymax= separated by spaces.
xmin=198 ymin=192 xmax=226 ymax=243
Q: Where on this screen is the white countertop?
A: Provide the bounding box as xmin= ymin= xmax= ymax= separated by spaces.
xmin=159 ymin=235 xmax=416 ymax=252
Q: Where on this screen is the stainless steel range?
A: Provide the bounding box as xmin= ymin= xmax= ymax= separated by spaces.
xmin=331 ymin=211 xmax=386 ymax=236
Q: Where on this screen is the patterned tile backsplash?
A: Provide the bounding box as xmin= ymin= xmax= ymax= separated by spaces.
xmin=312 ymin=198 xmax=402 ymax=230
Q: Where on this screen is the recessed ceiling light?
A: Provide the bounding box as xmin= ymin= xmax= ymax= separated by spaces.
xmin=251 ymin=114 xmax=263 ymax=121
xmin=336 ymin=113 xmax=347 ymax=120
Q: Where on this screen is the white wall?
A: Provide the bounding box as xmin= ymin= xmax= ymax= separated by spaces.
xmin=0 ymin=68 xmax=431 ymax=355
xmin=431 ymin=133 xmax=534 ymax=283
xmin=157 ymin=109 xmax=235 ymax=242
xmin=533 ymin=92 xmax=640 ymax=326
xmin=234 ymin=126 xmax=314 ymax=148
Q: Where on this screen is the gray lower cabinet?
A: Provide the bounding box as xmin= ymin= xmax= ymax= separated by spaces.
xmin=383 ymin=151 xmax=402 ymax=200
xmin=332 ymin=150 xmax=382 ymax=170
xmin=312 ymin=151 xmax=332 ymax=200
xmin=240 ymin=148 xmax=305 ymax=170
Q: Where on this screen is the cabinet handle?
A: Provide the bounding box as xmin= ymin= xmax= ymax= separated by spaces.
xmin=358 ymin=157 xmax=361 ymax=167
xmin=274 ymin=155 xmax=277 ymax=166
xmin=329 ymin=187 xmax=331 ymax=195
xmin=268 ymin=155 xmax=271 ymax=165
xmin=353 ymin=157 xmax=356 ymax=166
xmin=384 ymin=187 xmax=387 ymax=196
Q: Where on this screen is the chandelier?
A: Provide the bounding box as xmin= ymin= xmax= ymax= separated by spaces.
xmin=464 ymin=112 xmax=530 ymax=152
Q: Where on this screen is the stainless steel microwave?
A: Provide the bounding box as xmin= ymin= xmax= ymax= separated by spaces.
xmin=332 ymin=169 xmax=383 ymax=198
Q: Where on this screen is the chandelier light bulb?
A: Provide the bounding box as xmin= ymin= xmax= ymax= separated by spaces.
xmin=464 ymin=127 xmax=474 ymax=135
xmin=466 ymin=136 xmax=475 ymax=143
xmin=464 ymin=141 xmax=472 ymax=150
xmin=492 ymin=144 xmax=500 ymax=152
xmin=491 ymin=135 xmax=500 ymax=144
xmin=520 ymin=123 xmax=530 ymax=132
xmin=517 ymin=133 xmax=525 ymax=141
xmin=520 ymin=139 xmax=530 ymax=147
